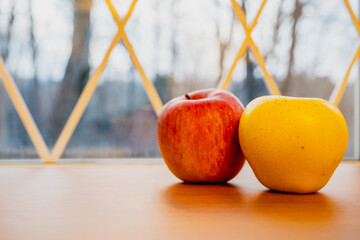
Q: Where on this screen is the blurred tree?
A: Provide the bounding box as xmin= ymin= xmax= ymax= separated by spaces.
xmin=281 ymin=0 xmax=304 ymax=94
xmin=214 ymin=0 xmax=236 ymax=85
xmin=0 ymin=2 xmax=15 ymax=150
xmin=241 ymin=0 xmax=266 ymax=103
xmin=234 ymin=0 xmax=305 ymax=103
xmin=28 ymin=0 xmax=41 ymax=126
xmin=154 ymin=74 xmax=170 ymax=103
xmin=51 ymin=0 xmax=93 ymax=144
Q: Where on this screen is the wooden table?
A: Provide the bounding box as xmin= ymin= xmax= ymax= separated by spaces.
xmin=0 ymin=161 xmax=359 ymax=240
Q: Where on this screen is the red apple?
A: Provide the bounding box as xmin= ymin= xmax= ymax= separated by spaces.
xmin=157 ymin=88 xmax=245 ymax=183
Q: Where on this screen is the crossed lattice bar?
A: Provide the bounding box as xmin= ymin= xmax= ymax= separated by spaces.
xmin=218 ymin=0 xmax=281 ymax=96
xmin=330 ymin=0 xmax=360 ymax=107
xmin=0 ymin=0 xmax=162 ymax=163
xmin=0 ymin=0 xmax=356 ymax=163
xmin=0 ymin=58 xmax=50 ymax=161
xmin=51 ymin=0 xmax=163 ymax=162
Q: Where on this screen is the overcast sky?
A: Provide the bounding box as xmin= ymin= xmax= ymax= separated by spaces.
xmin=0 ymin=0 xmax=359 ymax=85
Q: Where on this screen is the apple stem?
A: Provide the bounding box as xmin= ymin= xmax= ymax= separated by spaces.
xmin=185 ymin=94 xmax=191 ymax=100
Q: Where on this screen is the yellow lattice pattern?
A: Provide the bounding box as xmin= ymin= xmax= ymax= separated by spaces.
xmin=0 ymin=0 xmax=357 ymax=163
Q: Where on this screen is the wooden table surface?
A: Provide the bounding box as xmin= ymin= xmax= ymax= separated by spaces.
xmin=0 ymin=161 xmax=359 ymax=240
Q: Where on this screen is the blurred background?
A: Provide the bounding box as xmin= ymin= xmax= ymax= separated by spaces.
xmin=0 ymin=0 xmax=358 ymax=160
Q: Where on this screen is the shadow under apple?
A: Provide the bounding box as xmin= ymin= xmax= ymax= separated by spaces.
xmin=250 ymin=190 xmax=337 ymax=222
xmin=162 ymin=183 xmax=244 ymax=212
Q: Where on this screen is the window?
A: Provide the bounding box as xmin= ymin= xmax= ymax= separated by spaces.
xmin=0 ymin=0 xmax=358 ymax=162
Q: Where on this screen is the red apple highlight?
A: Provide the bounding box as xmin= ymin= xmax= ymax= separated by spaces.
xmin=157 ymin=88 xmax=245 ymax=183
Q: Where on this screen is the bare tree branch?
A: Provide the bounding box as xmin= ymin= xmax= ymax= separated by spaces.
xmin=1 ymin=2 xmax=15 ymax=61
xmin=264 ymin=0 xmax=284 ymax=61
xmin=28 ymin=0 xmax=41 ymax=123
xmin=214 ymin=0 xmax=236 ymax=85
xmin=281 ymin=0 xmax=304 ymax=93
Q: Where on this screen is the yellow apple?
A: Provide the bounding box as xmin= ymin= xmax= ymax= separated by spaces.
xmin=239 ymin=96 xmax=348 ymax=194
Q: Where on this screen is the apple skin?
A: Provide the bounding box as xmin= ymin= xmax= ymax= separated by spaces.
xmin=157 ymin=88 xmax=245 ymax=183
xmin=239 ymin=96 xmax=349 ymax=194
